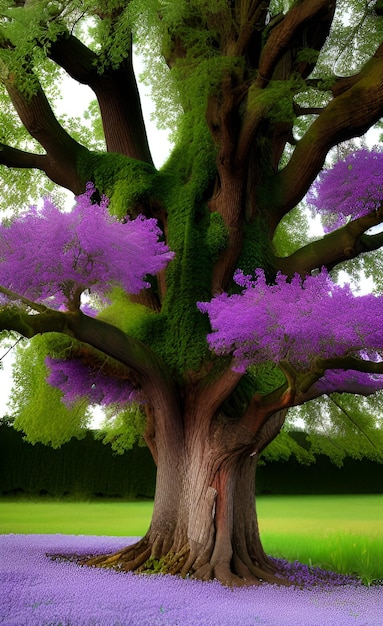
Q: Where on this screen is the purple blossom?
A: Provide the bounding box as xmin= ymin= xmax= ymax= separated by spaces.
xmin=0 ymin=183 xmax=174 ymax=310
xmin=198 ymin=269 xmax=383 ymax=387
xmin=46 ymin=357 xmax=138 ymax=408
xmin=307 ymin=149 xmax=383 ymax=232
xmin=0 ymin=534 xmax=381 ymax=626
xmin=317 ymin=368 xmax=383 ymax=394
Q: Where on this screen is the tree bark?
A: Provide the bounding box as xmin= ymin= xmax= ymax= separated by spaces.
xmin=85 ymin=397 xmax=289 ymax=587
xmin=48 ymin=33 xmax=153 ymax=164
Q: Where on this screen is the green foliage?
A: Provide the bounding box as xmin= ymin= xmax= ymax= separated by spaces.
xmin=0 ymin=104 xmax=64 ymax=212
xmin=261 ymin=429 xmax=315 ymax=465
xmin=272 ymin=205 xmax=313 ymax=257
xmin=9 ymin=335 xmax=91 ymax=448
xmin=323 ymin=0 xmax=383 ymax=77
xmin=95 ymin=403 xmax=146 ymax=454
xmin=288 ymin=394 xmax=383 ymax=466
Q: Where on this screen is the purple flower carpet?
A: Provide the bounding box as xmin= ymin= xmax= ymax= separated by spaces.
xmin=0 ymin=534 xmax=382 ymax=625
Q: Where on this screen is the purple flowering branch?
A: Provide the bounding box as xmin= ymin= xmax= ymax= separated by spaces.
xmin=0 ymin=284 xmax=49 ymax=313
xmin=198 ymin=268 xmax=383 ymax=411
xmin=0 ymin=183 xmax=174 ymax=311
xmin=274 ymin=149 xmax=383 ymax=277
xmin=307 ymin=150 xmax=383 ymax=232
xmin=46 ymin=356 xmax=138 ymax=408
xmin=0 ymin=185 xmax=179 ymax=424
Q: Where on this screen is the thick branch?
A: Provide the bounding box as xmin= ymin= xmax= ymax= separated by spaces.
xmin=0 ymin=304 xmax=179 ymax=413
xmin=239 ymin=362 xmax=295 ymax=436
xmin=0 ymin=143 xmax=49 ymax=171
xmin=0 ymin=285 xmax=48 ymax=313
xmin=284 ymin=355 xmax=383 ymax=404
xmin=272 ymin=47 xmax=383 ymax=223
xmin=276 ymin=208 xmax=383 ymax=277
xmin=229 ymin=1 xmax=270 ymax=60
xmin=317 ymin=355 xmax=383 ymax=377
xmin=197 ymin=363 xmax=243 ymax=417
xmin=236 ymin=0 xmax=334 ymax=174
xmin=5 ymin=78 xmax=88 ymax=193
xmin=257 ymin=0 xmax=335 ymax=87
xmin=48 ymin=33 xmax=153 ymax=163
xmin=252 ymin=409 xmax=288 ymax=455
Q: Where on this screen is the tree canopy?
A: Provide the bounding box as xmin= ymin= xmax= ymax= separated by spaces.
xmin=1 ymin=0 xmax=383 ymax=585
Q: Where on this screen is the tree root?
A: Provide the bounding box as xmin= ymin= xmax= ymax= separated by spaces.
xmin=80 ymin=540 xmax=293 ymax=587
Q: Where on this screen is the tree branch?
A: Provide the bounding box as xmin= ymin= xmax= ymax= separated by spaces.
xmin=317 ymin=355 xmax=383 ymax=377
xmin=0 ymin=143 xmax=49 ymax=171
xmin=5 ymin=77 xmax=89 ymax=193
xmin=235 ymin=0 xmax=335 ymax=174
xmin=271 ymin=46 xmax=383 ymax=224
xmin=239 ymin=361 xmax=295 ymax=436
xmin=229 ymin=0 xmax=270 ymax=60
xmin=251 ymin=408 xmax=288 ymax=455
xmin=257 ymin=0 xmax=335 ymax=87
xmin=48 ymin=32 xmax=153 ymax=163
xmin=285 ymin=355 xmax=383 ymax=403
xmin=276 ymin=207 xmax=383 ymax=277
xmin=0 ymin=284 xmax=48 ymax=313
xmin=0 ymin=303 xmax=179 ymax=413
xmin=294 ymin=104 xmax=324 ymax=117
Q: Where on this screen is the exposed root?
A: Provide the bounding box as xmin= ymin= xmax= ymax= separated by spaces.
xmin=82 ymin=538 xmax=151 ymax=571
xmin=234 ymin=552 xmax=293 ymax=586
xmin=78 ymin=539 xmax=292 ymax=588
xmin=192 ymin=562 xmax=214 ymax=581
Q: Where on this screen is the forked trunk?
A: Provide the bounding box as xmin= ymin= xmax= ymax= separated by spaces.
xmin=85 ymin=400 xmax=288 ymax=587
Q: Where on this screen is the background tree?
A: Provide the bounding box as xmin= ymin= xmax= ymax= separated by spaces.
xmin=1 ymin=0 xmax=383 ymax=586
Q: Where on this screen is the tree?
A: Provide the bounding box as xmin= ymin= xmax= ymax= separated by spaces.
xmin=1 ymin=0 xmax=383 ymax=586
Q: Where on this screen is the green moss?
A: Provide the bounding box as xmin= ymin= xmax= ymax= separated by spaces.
xmin=250 ymin=362 xmax=286 ymax=395
xmin=139 ymin=552 xmax=180 ymax=575
xmin=206 ymin=211 xmax=229 ymax=259
xmin=77 ymin=151 xmax=157 ymax=218
xmin=237 ymin=217 xmax=276 ymax=282
xmin=98 ymin=288 xmax=157 ymax=337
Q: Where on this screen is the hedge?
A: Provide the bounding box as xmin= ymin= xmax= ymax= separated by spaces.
xmin=1 ymin=425 xmax=382 ymax=498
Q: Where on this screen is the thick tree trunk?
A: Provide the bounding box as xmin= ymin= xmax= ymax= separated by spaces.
xmin=85 ymin=403 xmax=287 ymax=587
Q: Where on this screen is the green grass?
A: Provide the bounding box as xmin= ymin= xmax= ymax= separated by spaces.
xmin=0 ymin=500 xmax=154 ymax=536
xmin=1 ymin=494 xmax=382 ymax=584
xmin=257 ymin=495 xmax=383 ymax=585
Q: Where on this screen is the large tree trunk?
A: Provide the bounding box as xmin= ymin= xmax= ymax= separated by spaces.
xmin=85 ymin=401 xmax=287 ymax=587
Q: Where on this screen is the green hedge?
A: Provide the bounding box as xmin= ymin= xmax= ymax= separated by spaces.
xmin=1 ymin=425 xmax=382 ymax=498
xmin=0 ymin=425 xmax=156 ymax=499
xmin=256 ymin=456 xmax=383 ymax=495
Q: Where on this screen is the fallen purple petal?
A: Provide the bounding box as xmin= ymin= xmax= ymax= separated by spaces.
xmin=0 ymin=534 xmax=382 ymax=625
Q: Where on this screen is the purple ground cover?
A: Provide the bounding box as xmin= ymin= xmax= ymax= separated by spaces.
xmin=0 ymin=534 xmax=382 ymax=625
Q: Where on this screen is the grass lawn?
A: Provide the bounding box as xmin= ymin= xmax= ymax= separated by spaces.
xmin=1 ymin=494 xmax=382 ymax=582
